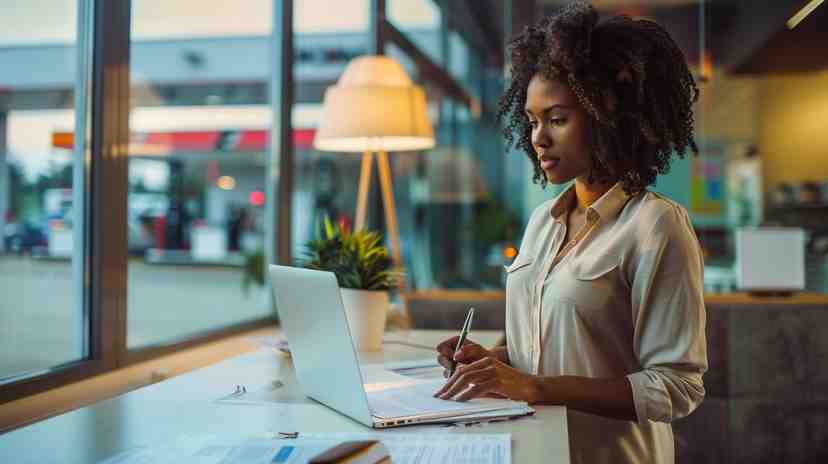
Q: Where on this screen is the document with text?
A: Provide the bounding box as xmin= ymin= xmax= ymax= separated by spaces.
xmin=98 ymin=432 xmax=511 ymax=464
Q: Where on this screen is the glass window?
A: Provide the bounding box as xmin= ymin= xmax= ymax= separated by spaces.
xmin=448 ymin=30 xmax=469 ymax=88
xmin=295 ymin=0 xmax=369 ymax=34
xmin=385 ymin=8 xmax=509 ymax=290
xmin=0 ymin=0 xmax=84 ymax=380
xmin=291 ymin=0 xmax=371 ymax=265
xmin=388 ymin=0 xmax=443 ymax=65
xmin=127 ymin=0 xmax=275 ymax=348
xmin=413 ymin=98 xmax=496 ymax=289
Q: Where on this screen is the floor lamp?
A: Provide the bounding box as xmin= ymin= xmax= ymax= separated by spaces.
xmin=314 ymin=56 xmax=435 ymax=289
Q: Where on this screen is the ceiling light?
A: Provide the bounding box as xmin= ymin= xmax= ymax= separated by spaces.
xmin=787 ymin=0 xmax=823 ymax=29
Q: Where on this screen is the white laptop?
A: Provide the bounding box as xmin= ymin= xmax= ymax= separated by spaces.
xmin=269 ymin=264 xmax=533 ymax=428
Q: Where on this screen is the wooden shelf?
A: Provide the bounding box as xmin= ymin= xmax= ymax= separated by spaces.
xmin=704 ymin=292 xmax=828 ymax=305
xmin=767 ymin=203 xmax=828 ymax=212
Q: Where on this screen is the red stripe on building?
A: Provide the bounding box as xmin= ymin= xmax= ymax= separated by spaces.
xmin=143 ymin=131 xmax=220 ymax=151
xmin=52 ymin=129 xmax=316 ymax=152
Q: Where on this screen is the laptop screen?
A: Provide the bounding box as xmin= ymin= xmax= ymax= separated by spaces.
xmin=269 ymin=265 xmax=374 ymax=426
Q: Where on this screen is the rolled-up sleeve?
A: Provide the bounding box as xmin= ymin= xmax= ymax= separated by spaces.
xmin=625 ymin=206 xmax=708 ymax=425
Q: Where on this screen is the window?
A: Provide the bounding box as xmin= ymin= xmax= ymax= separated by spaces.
xmin=127 ymin=0 xmax=275 ymax=349
xmin=1 ymin=0 xmax=296 ymax=406
xmin=385 ymin=6 xmax=508 ymax=290
xmin=388 ymin=0 xmax=443 ymax=66
xmin=0 ymin=1 xmax=85 ymax=382
xmin=448 ymin=31 xmax=469 ymax=87
xmin=291 ymin=0 xmax=370 ymax=263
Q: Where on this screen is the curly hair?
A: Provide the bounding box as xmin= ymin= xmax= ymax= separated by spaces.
xmin=498 ymin=1 xmax=699 ymax=194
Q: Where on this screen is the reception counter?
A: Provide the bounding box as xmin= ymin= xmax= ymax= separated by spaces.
xmin=676 ymin=292 xmax=828 ymax=463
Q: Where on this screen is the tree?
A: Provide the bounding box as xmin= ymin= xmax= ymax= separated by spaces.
xmin=6 ymin=162 xmax=28 ymax=218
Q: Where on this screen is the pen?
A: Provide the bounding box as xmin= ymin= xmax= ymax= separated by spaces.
xmin=449 ymin=307 xmax=475 ymax=377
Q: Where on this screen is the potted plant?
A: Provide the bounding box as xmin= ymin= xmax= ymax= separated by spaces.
xmin=300 ymin=217 xmax=399 ymax=351
xmin=242 ymin=249 xmax=265 ymax=295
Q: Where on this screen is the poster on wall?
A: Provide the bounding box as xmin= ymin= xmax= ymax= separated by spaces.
xmin=689 ymin=142 xmax=726 ymax=226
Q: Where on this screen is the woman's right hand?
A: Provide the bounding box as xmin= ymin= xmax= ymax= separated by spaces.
xmin=435 ymin=336 xmax=491 ymax=378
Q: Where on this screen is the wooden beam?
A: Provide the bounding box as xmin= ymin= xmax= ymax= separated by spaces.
xmin=382 ymin=19 xmax=476 ymax=111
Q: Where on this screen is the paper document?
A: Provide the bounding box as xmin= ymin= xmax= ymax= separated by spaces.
xmin=99 ymin=433 xmax=511 ymax=464
xmin=367 ymin=378 xmax=529 ymax=419
xmin=302 ymin=433 xmax=511 ymax=464
xmin=361 ymin=363 xmax=444 ymax=390
xmin=360 ymin=363 xmax=530 ymax=419
xmin=384 ymin=359 xmax=445 ymax=381
xmin=361 ymin=364 xmax=420 ymax=389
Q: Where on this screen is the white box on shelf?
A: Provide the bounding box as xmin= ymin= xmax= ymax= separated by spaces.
xmin=736 ymin=227 xmax=805 ymax=292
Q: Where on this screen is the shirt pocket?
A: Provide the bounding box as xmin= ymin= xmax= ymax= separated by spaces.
xmin=571 ymin=252 xmax=619 ymax=281
xmin=505 ymin=254 xmax=535 ymax=307
xmin=566 ymin=253 xmax=622 ymax=317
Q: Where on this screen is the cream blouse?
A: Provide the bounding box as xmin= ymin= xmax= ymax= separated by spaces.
xmin=505 ymin=182 xmax=708 ymax=464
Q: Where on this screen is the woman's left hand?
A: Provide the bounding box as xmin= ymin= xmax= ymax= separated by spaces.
xmin=432 ymin=356 xmax=540 ymax=403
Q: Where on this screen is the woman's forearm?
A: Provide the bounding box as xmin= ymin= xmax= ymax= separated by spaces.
xmin=529 ymin=375 xmax=637 ymax=422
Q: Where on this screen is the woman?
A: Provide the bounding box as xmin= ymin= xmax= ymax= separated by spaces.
xmin=433 ymin=2 xmax=707 ymax=463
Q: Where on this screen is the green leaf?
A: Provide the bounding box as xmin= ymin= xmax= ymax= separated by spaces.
xmin=298 ymin=216 xmax=397 ymax=290
xmin=324 ymin=216 xmax=335 ymax=240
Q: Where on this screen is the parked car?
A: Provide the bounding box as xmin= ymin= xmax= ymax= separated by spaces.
xmin=3 ymin=220 xmax=48 ymax=254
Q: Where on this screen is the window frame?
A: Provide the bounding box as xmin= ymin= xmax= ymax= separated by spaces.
xmin=0 ymin=0 xmax=121 ymax=403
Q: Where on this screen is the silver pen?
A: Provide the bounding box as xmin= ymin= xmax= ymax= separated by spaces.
xmin=449 ymin=307 xmax=475 ymax=377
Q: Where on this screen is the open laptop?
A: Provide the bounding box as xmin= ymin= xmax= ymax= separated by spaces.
xmin=269 ymin=264 xmax=533 ymax=428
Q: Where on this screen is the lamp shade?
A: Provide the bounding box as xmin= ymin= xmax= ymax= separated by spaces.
xmin=314 ymin=55 xmax=435 ymax=153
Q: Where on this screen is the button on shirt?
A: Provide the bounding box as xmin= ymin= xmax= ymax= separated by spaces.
xmin=505 ymin=182 xmax=708 ymax=464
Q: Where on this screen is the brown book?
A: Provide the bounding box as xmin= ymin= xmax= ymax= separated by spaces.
xmin=309 ymin=440 xmax=391 ymax=464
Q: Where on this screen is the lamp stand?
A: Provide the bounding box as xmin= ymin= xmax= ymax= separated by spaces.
xmin=354 ymin=150 xmax=405 ymax=291
xmin=355 ymin=151 xmax=373 ymax=232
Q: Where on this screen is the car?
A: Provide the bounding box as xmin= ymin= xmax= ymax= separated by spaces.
xmin=3 ymin=220 xmax=48 ymax=254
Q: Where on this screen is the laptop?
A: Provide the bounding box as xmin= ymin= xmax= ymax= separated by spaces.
xmin=269 ymin=265 xmax=533 ymax=428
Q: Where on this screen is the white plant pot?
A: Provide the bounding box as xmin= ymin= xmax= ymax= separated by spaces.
xmin=339 ymin=288 xmax=389 ymax=352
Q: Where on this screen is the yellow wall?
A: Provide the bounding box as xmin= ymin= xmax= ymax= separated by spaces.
xmin=758 ymin=68 xmax=828 ymax=193
xmin=701 ymin=71 xmax=760 ymax=142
